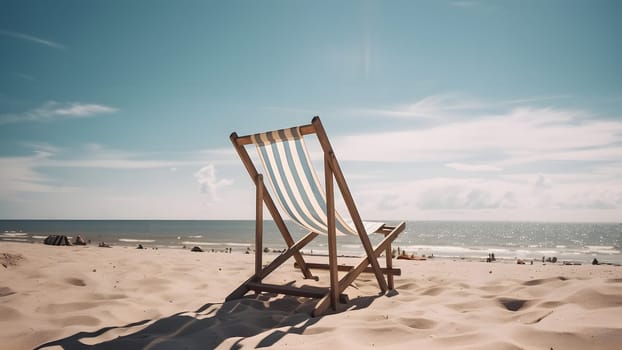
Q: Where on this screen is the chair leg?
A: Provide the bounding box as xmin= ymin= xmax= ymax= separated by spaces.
xmin=255 ymin=174 xmax=264 ymax=280
xmin=226 ymin=231 xmax=319 ymax=301
xmin=385 ymin=232 xmax=394 ymax=290
xmin=313 ymin=222 xmax=405 ymax=316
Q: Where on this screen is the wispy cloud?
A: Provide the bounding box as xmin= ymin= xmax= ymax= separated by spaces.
xmin=500 ymin=95 xmax=570 ymax=106
xmin=0 ymin=101 xmax=118 ymax=125
xmin=445 ymin=162 xmax=502 ymax=172
xmin=42 ymin=143 xmax=181 ymax=170
xmin=350 ymin=174 xmax=622 ymax=221
xmin=0 ymin=143 xmax=236 ymax=196
xmin=336 ymin=95 xmax=622 ymax=221
xmin=352 ymin=94 xmax=486 ymax=120
xmin=335 ymin=106 xmax=622 ymax=164
xmin=0 ymin=153 xmax=74 ymax=194
xmin=194 ymin=164 xmax=234 ymax=200
xmin=0 ymin=29 xmax=64 ymax=49
xmin=352 ymin=94 xmax=574 ymax=121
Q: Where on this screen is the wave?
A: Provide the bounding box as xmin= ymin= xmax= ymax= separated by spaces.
xmin=118 ymin=238 xmax=156 ymax=243
xmin=0 ymin=232 xmax=28 ymax=237
xmin=187 ymin=235 xmax=203 ymax=238
xmin=1 ymin=238 xmax=29 ymax=242
xmin=585 ymin=245 xmax=620 ymax=255
xmin=342 ymin=244 xmax=362 ymax=249
xmin=181 ymin=241 xmax=251 ymax=247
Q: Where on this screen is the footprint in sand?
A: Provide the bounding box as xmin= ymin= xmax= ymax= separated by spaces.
xmin=398 ymin=317 xmax=437 ymax=330
xmin=497 ymin=297 xmax=530 ymax=312
xmin=523 ymin=276 xmax=568 ymax=286
xmin=0 ymin=287 xmax=16 ymax=297
xmin=65 ymin=278 xmax=87 ymax=286
xmin=421 ymin=286 xmax=444 ymax=296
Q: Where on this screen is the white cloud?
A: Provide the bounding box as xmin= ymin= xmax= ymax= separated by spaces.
xmin=334 ymin=94 xmax=622 ymax=222
xmin=0 ymin=101 xmax=118 ymax=125
xmin=0 ymin=29 xmax=64 ymax=49
xmin=351 ymin=94 xmax=572 ymax=121
xmin=0 ymin=143 xmax=227 ymax=196
xmin=353 ymin=94 xmax=485 ymax=120
xmin=194 ymin=164 xmax=234 ymax=200
xmin=0 ymin=155 xmax=75 ymax=194
xmin=334 ymin=106 xmax=622 ymax=164
xmin=349 ymin=174 xmax=622 ymax=222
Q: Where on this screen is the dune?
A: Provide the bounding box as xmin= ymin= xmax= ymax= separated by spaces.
xmin=0 ymin=241 xmax=621 ymax=349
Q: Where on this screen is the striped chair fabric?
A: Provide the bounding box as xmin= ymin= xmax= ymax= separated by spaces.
xmin=251 ymin=127 xmax=383 ymax=236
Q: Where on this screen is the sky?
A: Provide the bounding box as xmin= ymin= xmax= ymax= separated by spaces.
xmin=1 ymin=0 xmax=621 ymax=222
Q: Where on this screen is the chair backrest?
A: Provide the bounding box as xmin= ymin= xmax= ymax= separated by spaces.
xmin=250 ymin=126 xmax=358 ymax=236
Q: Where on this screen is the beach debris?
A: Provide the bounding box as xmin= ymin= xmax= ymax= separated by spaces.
xmin=0 ymin=286 xmax=16 ymax=297
xmin=73 ymin=234 xmax=86 ymax=245
xmin=98 ymin=242 xmax=111 ymax=248
xmin=1 ymin=253 xmax=24 ymax=268
xmin=44 ymin=235 xmax=71 ymax=246
xmin=397 ymin=252 xmax=426 ymax=260
xmin=191 ymin=246 xmax=204 ymax=252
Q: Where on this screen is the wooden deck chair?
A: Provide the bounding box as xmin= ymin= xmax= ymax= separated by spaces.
xmin=226 ymin=116 xmax=405 ymax=316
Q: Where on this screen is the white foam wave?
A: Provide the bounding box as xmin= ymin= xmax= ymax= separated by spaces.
xmin=585 ymin=245 xmax=620 ymax=255
xmin=400 ymin=245 xmax=497 ymax=254
xmin=0 ymin=232 xmax=28 ymax=237
xmin=188 ymin=235 xmax=203 ymax=238
xmin=118 ymin=238 xmax=156 ymax=243
xmin=181 ymin=241 xmax=250 ymax=247
xmin=342 ymin=244 xmax=362 ymax=249
xmin=1 ymin=238 xmax=28 ymax=242
xmin=181 ymin=241 xmax=218 ymax=246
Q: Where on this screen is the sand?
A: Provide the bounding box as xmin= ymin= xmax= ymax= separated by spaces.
xmin=1 ymin=241 xmax=621 ymax=350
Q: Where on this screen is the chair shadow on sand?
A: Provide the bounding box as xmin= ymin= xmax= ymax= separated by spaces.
xmin=34 ymin=282 xmax=393 ymax=350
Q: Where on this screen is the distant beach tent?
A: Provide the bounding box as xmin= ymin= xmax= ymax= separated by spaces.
xmin=44 ymin=235 xmax=71 ymax=246
xmin=226 ymin=117 xmax=405 ymax=316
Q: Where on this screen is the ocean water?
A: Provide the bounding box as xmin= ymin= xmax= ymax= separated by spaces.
xmin=1 ymin=220 xmax=620 ymax=264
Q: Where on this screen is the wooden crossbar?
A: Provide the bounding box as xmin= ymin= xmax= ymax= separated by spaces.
xmin=312 ymin=221 xmax=405 ymax=316
xmin=246 ymin=282 xmax=348 ymax=303
xmin=294 ymin=262 xmax=402 ymax=276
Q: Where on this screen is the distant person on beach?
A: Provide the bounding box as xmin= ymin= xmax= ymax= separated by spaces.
xmin=73 ymin=235 xmax=86 ymax=245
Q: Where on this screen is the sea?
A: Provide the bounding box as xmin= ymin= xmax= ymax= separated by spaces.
xmin=1 ymin=220 xmax=621 ymax=265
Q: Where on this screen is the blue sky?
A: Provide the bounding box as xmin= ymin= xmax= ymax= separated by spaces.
xmin=1 ymin=0 xmax=621 ymax=221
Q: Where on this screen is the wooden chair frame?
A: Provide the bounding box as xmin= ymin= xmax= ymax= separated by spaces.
xmin=226 ymin=116 xmax=405 ymax=316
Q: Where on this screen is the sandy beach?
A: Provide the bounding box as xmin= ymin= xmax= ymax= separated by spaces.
xmin=1 ymin=241 xmax=621 ymax=350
